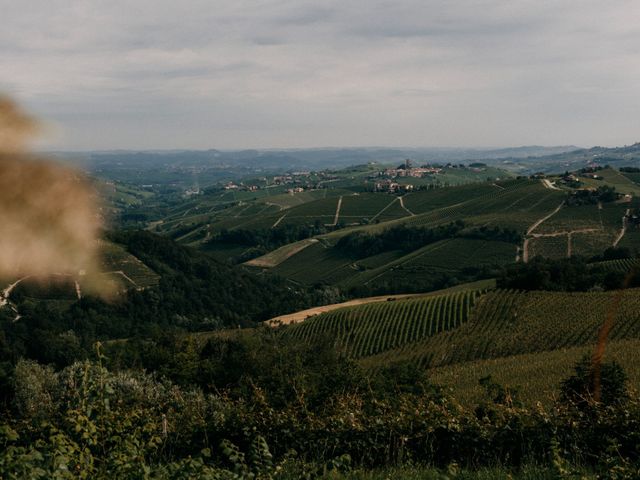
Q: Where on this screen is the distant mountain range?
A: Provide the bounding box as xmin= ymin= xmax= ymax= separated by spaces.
xmin=51 ymin=143 xmax=640 ymax=180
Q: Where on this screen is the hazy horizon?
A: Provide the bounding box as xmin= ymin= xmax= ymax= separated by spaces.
xmin=43 ymin=144 xmax=584 ymax=154
xmin=3 ymin=1 xmax=639 ymax=151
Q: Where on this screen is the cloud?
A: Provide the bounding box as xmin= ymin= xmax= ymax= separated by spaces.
xmin=2 ymin=0 xmax=640 ymax=149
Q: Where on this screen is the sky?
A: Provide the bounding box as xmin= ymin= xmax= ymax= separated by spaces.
xmin=2 ymin=0 xmax=640 ymax=151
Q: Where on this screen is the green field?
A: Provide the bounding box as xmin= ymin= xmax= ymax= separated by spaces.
xmin=270 ymin=242 xmax=356 ymax=284
xmin=580 ymin=167 xmax=640 ymax=195
xmin=402 ymin=183 xmax=499 ymax=215
xmin=270 ymin=237 xmax=516 ymax=287
xmin=397 ymin=179 xmax=565 ymax=233
xmin=524 ymin=201 xmax=628 ymax=258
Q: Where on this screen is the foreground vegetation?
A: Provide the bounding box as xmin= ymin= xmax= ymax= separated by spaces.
xmin=2 ymin=336 xmax=639 ymax=479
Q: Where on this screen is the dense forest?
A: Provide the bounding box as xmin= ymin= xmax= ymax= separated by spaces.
xmin=0 ymin=231 xmax=344 ymax=394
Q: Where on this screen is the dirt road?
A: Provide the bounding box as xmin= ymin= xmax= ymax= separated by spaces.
xmin=399 ymin=196 xmax=415 ymax=216
xmin=613 ymin=209 xmax=631 ymax=247
xmin=541 ymin=179 xmax=560 ymax=190
xmin=0 ymin=277 xmax=29 ymax=307
xmin=332 ymin=196 xmax=343 ymax=226
xmin=526 ymin=202 xmax=564 ymax=236
xmin=522 ymin=202 xmax=564 ymax=262
xmin=272 ymin=213 xmax=287 ymax=228
xmin=266 ymin=292 xmax=432 ymax=326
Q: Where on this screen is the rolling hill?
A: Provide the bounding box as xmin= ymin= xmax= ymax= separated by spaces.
xmin=274 ymin=284 xmax=640 ymax=405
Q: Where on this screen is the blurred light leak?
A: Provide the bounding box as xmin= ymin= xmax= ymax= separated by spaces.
xmin=591 ymin=266 xmax=637 ymax=402
xmin=0 ymin=95 xmax=112 ymax=297
xmin=0 ymin=96 xmax=39 ymax=152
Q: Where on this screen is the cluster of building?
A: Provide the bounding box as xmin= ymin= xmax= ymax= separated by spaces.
xmin=223 ymin=182 xmax=260 ymax=191
xmin=223 ymin=171 xmax=327 ymax=193
xmin=377 ymin=159 xmax=442 ymax=179
xmin=272 ymin=171 xmax=320 ymax=185
xmin=372 ymin=180 xmax=414 ymax=193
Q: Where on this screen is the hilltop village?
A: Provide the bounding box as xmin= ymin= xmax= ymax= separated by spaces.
xmin=218 ymin=159 xmax=495 ymax=195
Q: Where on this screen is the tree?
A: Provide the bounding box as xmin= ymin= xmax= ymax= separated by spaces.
xmin=561 ymin=355 xmax=628 ymax=408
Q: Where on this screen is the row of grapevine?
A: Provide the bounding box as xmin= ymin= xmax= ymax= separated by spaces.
xmin=430 ymin=338 xmax=640 ymax=407
xmin=404 ymin=180 xmax=562 ymax=231
xmin=361 ymin=288 xmax=640 ymax=370
xmin=281 ymin=290 xmax=484 ymax=358
xmin=590 ymin=258 xmax=640 ymax=273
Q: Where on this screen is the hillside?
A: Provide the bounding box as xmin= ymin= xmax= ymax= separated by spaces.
xmin=430 ymin=338 xmax=640 ymax=406
xmin=276 ymin=285 xmax=640 ymax=405
xmin=103 ymin=162 xmax=640 ymax=300
xmin=146 ymin=163 xmax=515 ymax=247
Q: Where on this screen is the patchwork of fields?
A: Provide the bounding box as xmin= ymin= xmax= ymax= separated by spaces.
xmin=99 ymin=167 xmax=640 ymax=408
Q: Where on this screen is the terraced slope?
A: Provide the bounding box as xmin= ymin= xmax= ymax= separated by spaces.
xmin=362 ymin=288 xmax=640 ymax=368
xmin=281 ymin=290 xmax=483 ymax=358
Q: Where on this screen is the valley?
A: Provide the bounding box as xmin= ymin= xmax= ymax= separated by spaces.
xmin=3 ymin=145 xmax=640 ymax=478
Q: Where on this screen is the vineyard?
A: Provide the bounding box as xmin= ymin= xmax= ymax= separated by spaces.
xmin=580 ymin=167 xmax=640 ymax=196
xmin=527 ymin=235 xmax=568 ymax=259
xmin=430 ymin=338 xmax=640 ymax=406
xmin=99 ymin=241 xmax=160 ymax=289
xmin=373 ymin=198 xmax=413 ymax=222
xmin=535 ymin=204 xmax=599 ymax=233
xmin=343 ymin=238 xmax=515 ymax=288
xmin=339 ymin=193 xmax=398 ymax=219
xmin=262 ymin=188 xmax=346 ymax=209
xmin=399 ymin=179 xmax=565 ymax=233
xmin=402 ymin=182 xmax=498 ymax=215
xmin=270 ymin=236 xmax=515 ymax=287
xmin=269 ymin=242 xmax=356 ymax=284
xmin=281 ymin=290 xmax=483 ymax=358
xmin=621 ymin=171 xmax=640 ymax=185
xmin=362 ymin=288 xmax=640 ymax=369
xmin=618 ymin=225 xmax=640 ymax=253
xmin=590 ymin=257 xmax=640 ymax=273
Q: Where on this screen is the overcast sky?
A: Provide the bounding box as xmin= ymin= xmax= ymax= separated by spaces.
xmin=2 ymin=0 xmax=640 ymax=150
